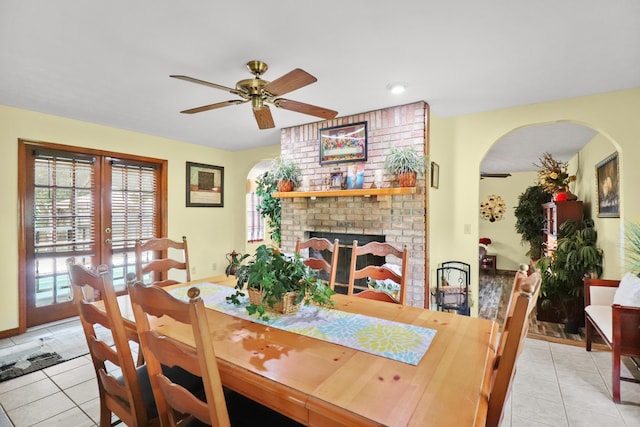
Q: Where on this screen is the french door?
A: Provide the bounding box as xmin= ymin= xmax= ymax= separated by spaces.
xmin=18 ymin=140 xmax=167 ymax=327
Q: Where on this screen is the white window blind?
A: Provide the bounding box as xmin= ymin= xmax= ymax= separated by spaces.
xmin=33 ymin=152 xmax=96 ymax=257
xmin=247 ymin=192 xmax=264 ymax=242
xmin=110 ymin=161 xmax=158 ymax=251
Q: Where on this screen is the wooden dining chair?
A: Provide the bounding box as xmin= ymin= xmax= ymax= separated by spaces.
xmin=352 ymin=288 xmax=400 ymax=303
xmin=486 ymin=271 xmax=541 ymax=427
xmin=135 ymin=236 xmax=190 ymax=287
xmin=347 ymin=240 xmax=409 ymax=304
xmin=67 ymin=260 xmax=157 ymax=427
xmin=128 ymin=282 xmax=304 ymax=427
xmin=294 ymin=237 xmax=339 ymax=289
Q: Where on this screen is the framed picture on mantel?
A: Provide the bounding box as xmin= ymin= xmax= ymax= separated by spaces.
xmin=319 ymin=122 xmax=368 ymax=165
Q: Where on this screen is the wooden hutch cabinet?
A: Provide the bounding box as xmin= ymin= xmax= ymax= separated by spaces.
xmin=542 ymin=201 xmax=583 ymax=255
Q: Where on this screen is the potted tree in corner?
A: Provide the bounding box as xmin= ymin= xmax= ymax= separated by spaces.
xmin=514 ymin=184 xmax=553 ymax=263
xmin=383 ymin=147 xmax=428 ymax=187
xmin=272 ymin=156 xmax=301 ymax=192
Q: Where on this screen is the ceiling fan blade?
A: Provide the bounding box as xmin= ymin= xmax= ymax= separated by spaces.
xmin=274 ymin=98 xmax=338 ymax=120
xmin=263 ymin=69 xmax=317 ymax=96
xmin=180 ymin=99 xmax=246 ymax=114
xmin=170 ymin=75 xmax=244 ymax=96
xmin=480 ymin=173 xmax=512 ymax=178
xmin=253 ymin=105 xmax=275 ymax=129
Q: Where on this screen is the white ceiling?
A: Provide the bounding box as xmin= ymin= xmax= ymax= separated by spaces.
xmin=1 ymin=1 xmax=638 ymax=173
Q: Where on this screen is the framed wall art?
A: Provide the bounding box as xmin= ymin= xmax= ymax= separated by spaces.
xmin=186 ymin=162 xmax=224 ymax=207
xmin=595 ymin=152 xmax=619 ymax=218
xmin=329 ymin=171 xmax=346 ymax=190
xmin=430 ymin=162 xmax=439 ymax=189
xmin=319 ymin=122 xmax=368 ymax=165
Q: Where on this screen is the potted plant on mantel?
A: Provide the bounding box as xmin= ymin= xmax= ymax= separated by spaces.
xmin=537 ymin=219 xmax=603 ymax=333
xmin=226 ymin=244 xmax=335 ymax=320
xmin=383 ymin=147 xmax=428 ymax=187
xmin=272 ymin=156 xmax=301 ymax=192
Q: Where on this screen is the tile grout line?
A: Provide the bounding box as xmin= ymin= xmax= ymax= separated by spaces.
xmin=42 ymin=365 xmax=97 ymax=426
xmin=548 ymin=341 xmax=572 ymax=427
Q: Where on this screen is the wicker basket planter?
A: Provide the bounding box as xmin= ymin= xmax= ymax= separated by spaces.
xmin=227 ymin=245 xmax=334 ymax=320
xmin=248 ymin=288 xmax=300 ymax=315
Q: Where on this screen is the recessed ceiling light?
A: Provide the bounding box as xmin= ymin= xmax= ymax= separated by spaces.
xmin=387 ymin=82 xmax=407 ymax=94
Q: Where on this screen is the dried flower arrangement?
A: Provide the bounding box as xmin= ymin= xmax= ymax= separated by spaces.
xmin=534 ymin=152 xmax=576 ymax=193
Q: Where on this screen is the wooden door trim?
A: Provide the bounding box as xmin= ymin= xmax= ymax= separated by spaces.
xmin=17 ymin=139 xmax=168 ymax=334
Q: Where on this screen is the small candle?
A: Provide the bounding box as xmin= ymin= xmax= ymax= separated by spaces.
xmin=302 ymin=176 xmax=310 ymax=191
xmin=374 ymin=170 xmax=383 ymax=188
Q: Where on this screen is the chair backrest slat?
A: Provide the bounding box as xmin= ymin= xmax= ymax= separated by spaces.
xmin=129 ymin=282 xmax=231 ymax=427
xmin=348 ymin=240 xmax=409 ymax=304
xmin=486 ymin=271 xmax=541 ymax=427
xmin=135 ymin=236 xmax=190 ymax=287
xmin=67 ymin=259 xmax=150 ymax=427
xmin=295 ymin=237 xmax=339 ymax=290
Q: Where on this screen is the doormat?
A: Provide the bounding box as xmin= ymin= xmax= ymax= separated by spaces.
xmin=0 ymin=340 xmax=62 ymax=382
xmin=0 ymin=320 xmax=113 ymax=383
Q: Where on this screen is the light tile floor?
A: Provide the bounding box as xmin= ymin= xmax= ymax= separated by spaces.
xmin=0 ymin=321 xmax=639 ymax=426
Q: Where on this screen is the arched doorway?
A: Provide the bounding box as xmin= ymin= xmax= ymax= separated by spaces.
xmin=244 ymin=160 xmax=274 ymax=254
xmin=476 ymin=122 xmax=622 ymax=329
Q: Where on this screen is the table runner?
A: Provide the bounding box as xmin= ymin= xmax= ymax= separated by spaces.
xmin=169 ymin=283 xmax=436 ymax=365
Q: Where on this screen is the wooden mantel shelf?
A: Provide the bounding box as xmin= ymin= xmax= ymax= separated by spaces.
xmin=273 ymin=187 xmax=418 ymax=199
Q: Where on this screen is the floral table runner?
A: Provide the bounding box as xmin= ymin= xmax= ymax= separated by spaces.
xmin=169 ymin=283 xmax=436 ymax=365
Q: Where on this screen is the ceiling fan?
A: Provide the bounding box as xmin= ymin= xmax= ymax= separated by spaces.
xmin=480 ymin=173 xmax=512 ymax=179
xmin=170 ymin=60 xmax=338 ymax=129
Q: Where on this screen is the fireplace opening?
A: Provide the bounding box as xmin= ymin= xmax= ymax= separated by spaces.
xmin=307 ymin=232 xmax=385 ymax=294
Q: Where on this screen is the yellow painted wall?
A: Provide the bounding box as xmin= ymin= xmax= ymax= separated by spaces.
xmin=0 ymin=105 xmax=278 ymax=331
xmin=478 ymin=171 xmax=539 ymax=270
xmin=2 ymin=88 xmax=639 ymax=330
xmin=570 ymin=134 xmax=623 ymax=278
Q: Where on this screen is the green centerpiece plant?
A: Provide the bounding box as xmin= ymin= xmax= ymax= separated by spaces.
xmin=226 ymin=244 xmax=335 ymax=320
xmin=383 ymin=147 xmax=428 ymax=187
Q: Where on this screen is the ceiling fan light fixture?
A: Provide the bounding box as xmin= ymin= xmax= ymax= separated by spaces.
xmin=387 ymin=82 xmax=407 ymax=94
xmin=251 ymin=96 xmax=264 ymax=110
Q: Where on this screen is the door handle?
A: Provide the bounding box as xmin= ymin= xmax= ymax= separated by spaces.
xmin=105 ymin=238 xmax=112 ymax=245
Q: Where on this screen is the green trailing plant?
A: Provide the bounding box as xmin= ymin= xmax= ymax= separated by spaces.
xmin=537 ymin=219 xmax=603 ymax=326
xmin=625 ymin=220 xmax=640 ymax=275
xmin=514 ymin=184 xmax=553 ymax=260
xmin=226 ymin=244 xmax=335 ymax=320
xmin=255 ymin=169 xmax=281 ymax=244
xmin=383 ymin=147 xmax=428 ymax=176
xmin=272 ymin=156 xmax=302 ymax=186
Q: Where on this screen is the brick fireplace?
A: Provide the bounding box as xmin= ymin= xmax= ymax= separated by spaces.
xmin=278 ymin=102 xmax=429 ymax=307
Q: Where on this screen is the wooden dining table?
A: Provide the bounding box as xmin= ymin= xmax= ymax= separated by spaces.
xmin=115 ymin=275 xmax=499 ymax=427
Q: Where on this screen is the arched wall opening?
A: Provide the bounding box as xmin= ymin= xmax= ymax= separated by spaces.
xmin=478 ymin=121 xmax=623 ymax=279
xmin=244 ymin=160 xmax=275 ymax=255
